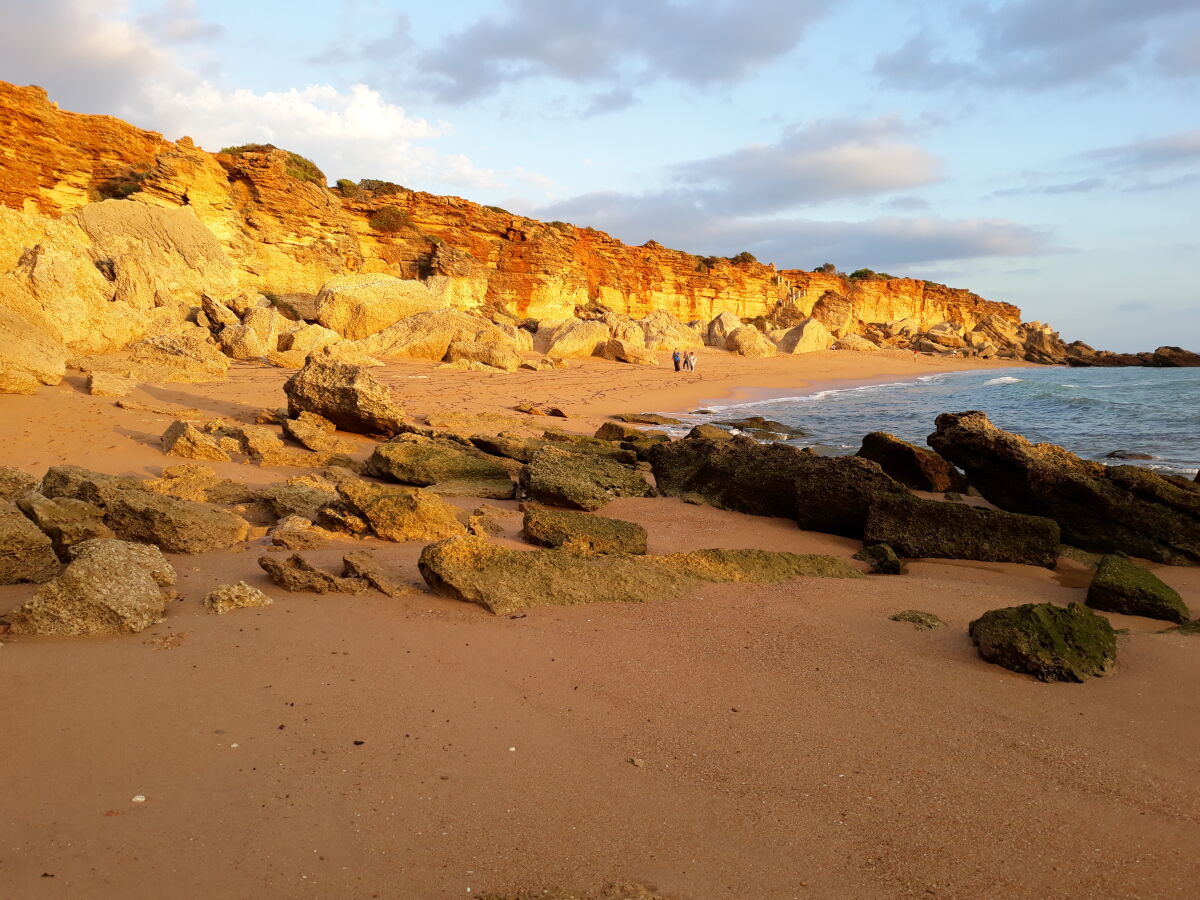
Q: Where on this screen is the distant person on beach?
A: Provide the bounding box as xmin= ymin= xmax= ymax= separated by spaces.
xmin=686 ymin=351 xmax=697 ymax=372
xmin=672 ymin=349 xmax=682 ymax=372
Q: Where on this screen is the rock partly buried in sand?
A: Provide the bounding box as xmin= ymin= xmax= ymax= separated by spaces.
xmin=129 ymin=329 xmax=230 ymax=384
xmin=0 ymin=500 xmax=61 ymax=584
xmin=856 ymin=432 xmax=963 ymax=493
xmin=284 ymin=355 xmax=404 ymax=437
xmin=1164 ymin=620 xmax=1200 ymax=635
xmin=258 ymin=554 xmax=369 ymax=594
xmin=203 ymin=581 xmax=274 ymax=615
xmin=929 ymin=410 xmax=1200 ymax=564
xmin=650 ymin=436 xmax=907 ymax=538
xmin=0 ymin=466 xmax=39 ymax=501
xmin=336 ymin=480 xmax=466 ymax=542
xmin=161 ymin=420 xmax=232 ymax=462
xmin=269 ymin=515 xmax=330 ymax=550
xmin=105 ymin=490 xmax=250 ymax=553
xmin=367 ymin=434 xmax=513 ymax=497
xmin=419 ymin=535 xmax=860 ymax=615
xmin=342 ymin=550 xmax=413 ymax=598
xmin=1085 ymin=554 xmax=1190 ymax=624
xmin=520 ymin=446 xmax=652 ymax=511
xmin=16 ymin=493 xmax=115 ymax=559
xmin=890 ymin=610 xmax=945 ymax=630
xmin=854 ymin=543 xmax=902 ymax=574
xmin=523 ymin=506 xmax=648 ymax=555
xmin=7 ymin=539 xmax=176 ymax=635
xmin=863 ymin=493 xmax=1061 ymax=567
xmin=86 ymin=371 xmax=136 ymax=397
xmin=445 ymin=338 xmax=523 ymax=372
xmin=969 ymin=602 xmax=1117 ymax=683
xmin=256 ymin=476 xmax=342 ymax=521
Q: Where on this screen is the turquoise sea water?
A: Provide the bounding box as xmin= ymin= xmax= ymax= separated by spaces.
xmin=671 ymin=366 xmax=1200 ymax=477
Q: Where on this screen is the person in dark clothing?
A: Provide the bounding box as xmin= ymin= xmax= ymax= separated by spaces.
xmin=672 ymin=349 xmax=682 ymax=372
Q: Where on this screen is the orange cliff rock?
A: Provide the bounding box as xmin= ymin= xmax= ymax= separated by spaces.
xmin=0 ymin=78 xmax=1021 ymax=346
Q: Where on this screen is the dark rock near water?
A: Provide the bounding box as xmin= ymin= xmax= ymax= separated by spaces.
xmin=520 ymin=446 xmax=651 ymax=511
xmin=969 ymin=602 xmax=1117 ymax=682
xmin=686 ymin=424 xmax=733 ymax=441
xmin=929 ymin=410 xmax=1200 ymax=564
xmin=714 ymin=416 xmax=807 ymax=437
xmin=611 ymin=413 xmax=684 ymax=426
xmin=856 ymin=431 xmax=964 ymax=492
xmin=523 ymin=505 xmax=648 ymax=555
xmin=1086 ymin=555 xmax=1190 ymax=624
xmin=1104 ymin=450 xmax=1153 ymax=461
xmin=864 ymin=493 xmax=1060 ymax=567
xmin=594 ymin=421 xmax=669 ymax=444
xmin=854 ymin=543 xmax=902 ymax=574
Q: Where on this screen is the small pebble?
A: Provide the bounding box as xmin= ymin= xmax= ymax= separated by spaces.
xmin=131 ymin=795 xmax=146 ymax=803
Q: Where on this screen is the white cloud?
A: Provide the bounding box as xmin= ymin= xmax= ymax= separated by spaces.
xmin=138 ymin=0 xmax=224 ymax=44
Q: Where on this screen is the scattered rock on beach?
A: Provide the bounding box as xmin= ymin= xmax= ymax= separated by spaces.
xmin=203 ymin=581 xmax=274 ymax=614
xmin=612 ymin=413 xmax=684 ymax=426
xmin=520 ymin=446 xmax=652 ymax=511
xmin=0 ymin=501 xmax=61 ymax=584
xmin=523 ymin=505 xmax=648 ymax=555
xmin=258 ymin=554 xmax=368 ymax=594
xmin=40 ymin=464 xmax=141 ymax=507
xmin=367 ymin=434 xmax=512 ymax=495
xmin=929 ymin=410 xmax=1200 ymax=564
xmin=269 ymin=515 xmax=330 ymax=550
xmin=854 ymin=543 xmax=902 ymax=574
xmin=8 ymin=539 xmax=176 ymax=635
xmin=863 ymin=493 xmax=1061 ymax=567
xmin=0 ymin=466 xmax=39 ymax=501
xmin=161 ymin=420 xmax=232 ymax=462
xmin=284 ymin=355 xmax=404 ymax=436
xmin=342 ymin=550 xmax=413 ymax=598
xmin=104 ymin=490 xmax=250 ymax=553
xmin=1085 ymin=554 xmax=1190 ymax=623
xmin=336 ymin=480 xmax=465 ymax=542
xmin=685 ymin=424 xmax=733 ymax=442
xmin=129 ymin=328 xmax=230 ymax=384
xmin=16 ymin=493 xmax=114 ymax=558
xmin=86 ymin=372 xmax=135 ymax=397
xmin=594 ymin=422 xmax=669 ymax=444
xmin=890 ymin=610 xmax=945 ymax=630
xmin=856 ymin=431 xmax=963 ymax=493
xmin=968 ymin=602 xmax=1116 ymax=683
xmin=282 ymin=411 xmax=352 ymax=453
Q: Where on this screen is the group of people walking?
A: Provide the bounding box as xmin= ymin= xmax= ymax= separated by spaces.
xmin=672 ymin=349 xmax=699 ymax=372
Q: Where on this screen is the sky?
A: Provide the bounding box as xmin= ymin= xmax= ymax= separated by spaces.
xmin=1 ymin=0 xmax=1198 ymax=352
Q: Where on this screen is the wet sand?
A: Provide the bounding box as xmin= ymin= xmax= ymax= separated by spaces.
xmin=1 ymin=350 xmax=1197 ymax=899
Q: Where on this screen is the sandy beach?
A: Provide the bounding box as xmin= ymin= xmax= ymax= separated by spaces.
xmin=2 ymin=349 xmax=1197 ymax=900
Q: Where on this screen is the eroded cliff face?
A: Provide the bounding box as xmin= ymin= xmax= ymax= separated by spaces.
xmin=0 ymin=79 xmax=1021 ymax=340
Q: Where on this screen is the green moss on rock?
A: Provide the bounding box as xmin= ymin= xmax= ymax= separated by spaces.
xmin=968 ymin=602 xmax=1116 ymax=682
xmin=855 ymin=543 xmax=902 ymax=574
xmin=523 ymin=506 xmax=648 ymax=555
xmin=520 ymin=446 xmax=651 ymax=511
xmin=1086 ymin=554 xmax=1190 ymax=623
xmin=890 ymin=609 xmax=945 ymax=630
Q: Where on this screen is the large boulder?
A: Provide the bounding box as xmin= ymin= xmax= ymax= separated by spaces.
xmin=650 ymin=436 xmax=908 ymax=537
xmin=419 ymin=535 xmax=861 ymax=615
xmin=705 ymin=311 xmax=742 ymax=347
xmin=284 ymin=355 xmax=405 ymax=436
xmin=520 ymin=446 xmax=652 ymax=511
xmin=777 ymin=318 xmax=834 ymax=354
xmin=639 ymin=310 xmax=703 ymax=351
xmin=856 ymin=432 xmax=962 ymax=492
xmin=864 ymin=493 xmax=1061 ymax=567
xmin=128 ymin=328 xmax=230 ymax=383
xmin=601 ymin=339 xmax=659 ymax=366
xmin=725 ymin=326 xmax=777 ymax=358
xmin=315 ymin=274 xmax=446 ymax=340
xmin=545 ymin=319 xmax=611 ymax=358
xmin=968 ymin=602 xmax=1117 ymax=683
xmin=0 ymin=500 xmax=61 ymax=584
xmin=360 ymin=309 xmax=505 ymax=361
xmin=7 ymin=539 xmax=176 ymax=635
xmin=1086 ymin=555 xmax=1190 ymax=623
xmin=0 ymin=307 xmax=67 ymax=394
xmin=445 ymin=338 xmax=523 ymax=371
xmin=336 ymin=479 xmax=465 ymax=542
xmin=523 ymin=506 xmax=648 ymax=555
xmin=833 ymin=333 xmax=880 ymax=352
xmin=103 ymin=489 xmax=250 ymax=553
xmin=929 ymin=411 xmax=1200 ymax=563
xmin=367 ymin=434 xmax=513 ymax=496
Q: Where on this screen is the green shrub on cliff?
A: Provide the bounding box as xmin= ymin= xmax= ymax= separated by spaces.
xmin=730 ymin=251 xmax=758 ymax=265
xmin=369 ymin=207 xmax=412 ymax=233
xmin=220 ymin=143 xmax=326 ymax=185
xmin=336 ymin=178 xmax=360 ymax=197
xmin=358 ymin=179 xmax=408 ymax=195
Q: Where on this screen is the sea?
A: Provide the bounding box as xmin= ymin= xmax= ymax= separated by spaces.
xmin=670 ymin=366 xmax=1200 ymax=478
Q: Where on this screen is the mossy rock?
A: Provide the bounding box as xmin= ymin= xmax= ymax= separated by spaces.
xmin=367 ymin=435 xmax=510 ymax=487
xmin=686 ymin=424 xmax=733 ymax=441
xmin=1162 ymin=620 xmax=1200 ymax=635
xmin=612 ymin=413 xmax=683 ymax=426
xmin=420 ymin=536 xmax=860 ymax=615
xmin=1086 ymin=554 xmax=1190 ymax=623
xmin=855 ymin=543 xmax=902 ymax=574
xmin=520 ymin=447 xmax=651 ymax=511
xmin=523 ymin=506 xmax=648 ymax=555
xmin=890 ymin=609 xmax=945 ymax=630
xmin=864 ymin=493 xmax=1060 ymax=567
xmin=594 ymin=421 xmax=669 ymax=443
xmin=968 ymin=602 xmax=1116 ymax=682
xmin=541 ymin=430 xmax=638 ymax=463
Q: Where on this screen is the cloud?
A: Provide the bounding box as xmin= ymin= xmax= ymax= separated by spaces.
xmin=672 ymin=117 xmax=943 ymax=213
xmin=0 ymin=0 xmax=497 ymax=193
xmin=418 ymin=0 xmax=833 ymax=103
xmin=1158 ymin=26 xmax=1200 ymax=74
xmin=138 ymin=0 xmax=224 ymax=44
xmin=310 ymin=12 xmax=411 ymax=66
xmin=876 ymin=0 xmax=1200 ymax=91
xmin=1085 ymin=129 xmax=1200 ymax=170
